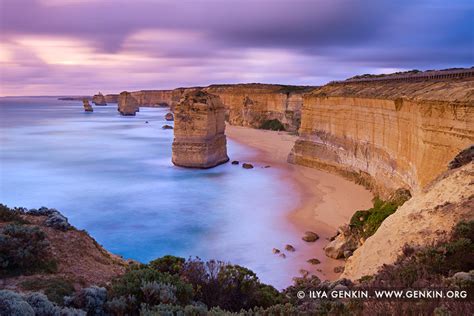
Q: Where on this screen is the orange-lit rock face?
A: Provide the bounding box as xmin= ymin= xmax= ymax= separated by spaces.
xmin=172 ymin=91 xmax=229 ymax=168
xmin=204 ymin=84 xmax=312 ymax=132
xmin=289 ymin=79 xmax=474 ymax=196
xmin=118 ymin=91 xmax=139 ymax=116
xmin=92 ymin=92 xmax=107 ymax=105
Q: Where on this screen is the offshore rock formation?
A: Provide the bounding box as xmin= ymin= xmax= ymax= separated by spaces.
xmin=82 ymin=99 xmax=93 ymax=112
xmin=172 ymin=91 xmax=229 ymax=168
xmin=204 ymin=84 xmax=315 ymax=132
xmin=118 ymin=91 xmax=139 ymax=116
xmin=92 ymin=92 xmax=107 ymax=105
xmin=342 ymin=161 xmax=474 ymax=280
xmin=288 ymin=77 xmax=474 ymax=197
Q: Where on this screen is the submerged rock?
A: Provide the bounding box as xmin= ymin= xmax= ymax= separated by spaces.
xmin=272 ymin=248 xmax=280 ymax=254
xmin=172 ymin=90 xmax=229 ymax=168
xmin=334 ymin=266 xmax=345 ymax=273
xmin=279 ymin=253 xmax=286 ymax=259
xmin=242 ymin=163 xmax=254 ymax=169
xmin=285 ymin=244 xmax=295 ymax=252
xmin=118 ymin=91 xmax=139 ymax=116
xmin=162 ymin=124 xmax=173 ymax=130
xmin=92 ymin=92 xmax=107 ymax=106
xmin=231 ymin=160 xmax=240 ymax=165
xmin=83 ymin=99 xmax=93 ymax=112
xmin=307 ymin=258 xmax=321 ymax=265
xmin=302 ymin=231 xmax=319 ymax=242
xmin=165 ymin=112 xmax=174 ymax=121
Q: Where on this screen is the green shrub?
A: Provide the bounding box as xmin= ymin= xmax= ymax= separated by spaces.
xmin=109 ymin=266 xmax=194 ymax=312
xmin=149 ymin=255 xmax=185 ymax=275
xmin=21 ymin=277 xmax=75 ymax=305
xmin=259 ymin=119 xmax=285 ymax=131
xmin=350 ymin=189 xmax=411 ymax=239
xmin=0 ymin=224 xmax=56 ymax=276
xmin=0 ymin=204 xmax=28 ymax=224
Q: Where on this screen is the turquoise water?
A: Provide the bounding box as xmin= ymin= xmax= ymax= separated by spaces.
xmin=0 ymin=97 xmax=302 ymax=288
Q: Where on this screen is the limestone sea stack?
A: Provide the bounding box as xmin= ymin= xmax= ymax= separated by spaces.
xmin=92 ymin=92 xmax=107 ymax=105
xmin=83 ymin=99 xmax=93 ymax=112
xmin=172 ymin=91 xmax=229 ymax=168
xmin=118 ymin=91 xmax=139 ymax=116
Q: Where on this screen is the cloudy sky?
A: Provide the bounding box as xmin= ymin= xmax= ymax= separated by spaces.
xmin=0 ymin=0 xmax=473 ymax=96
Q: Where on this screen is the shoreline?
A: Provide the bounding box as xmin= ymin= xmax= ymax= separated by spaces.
xmin=226 ymin=125 xmax=373 ymax=281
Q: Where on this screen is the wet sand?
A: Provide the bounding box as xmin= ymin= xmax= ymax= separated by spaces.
xmin=226 ymin=125 xmax=373 ymax=281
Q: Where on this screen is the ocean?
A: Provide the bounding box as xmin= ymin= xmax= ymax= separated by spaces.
xmin=0 ymin=97 xmax=303 ymax=288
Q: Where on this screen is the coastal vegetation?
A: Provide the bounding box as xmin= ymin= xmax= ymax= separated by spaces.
xmin=259 ymin=119 xmax=285 ymax=131
xmin=1 ymin=204 xmax=473 ymax=315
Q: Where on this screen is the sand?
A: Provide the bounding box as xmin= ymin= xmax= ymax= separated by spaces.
xmin=226 ymin=125 xmax=373 ymax=281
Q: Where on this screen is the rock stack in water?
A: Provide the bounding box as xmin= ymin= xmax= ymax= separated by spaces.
xmin=118 ymin=91 xmax=139 ymax=116
xmin=83 ymin=99 xmax=93 ymax=112
xmin=92 ymin=92 xmax=107 ymax=105
xmin=172 ymin=90 xmax=229 ymax=168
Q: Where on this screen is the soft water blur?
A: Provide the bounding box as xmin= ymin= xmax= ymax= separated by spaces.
xmin=0 ymin=97 xmax=303 ymax=288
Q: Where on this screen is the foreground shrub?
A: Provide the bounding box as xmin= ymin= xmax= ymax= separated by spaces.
xmin=21 ymin=277 xmax=75 ymax=305
xmin=65 ymin=286 xmax=107 ymax=316
xmin=0 ymin=224 xmax=56 ymax=276
xmin=0 ymin=290 xmax=35 ymax=316
xmin=259 ymin=119 xmax=285 ymax=131
xmin=0 ymin=204 xmax=28 ymax=224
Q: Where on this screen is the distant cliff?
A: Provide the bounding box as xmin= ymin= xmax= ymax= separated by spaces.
xmin=288 ymin=77 xmax=474 ymax=197
xmin=103 ymin=84 xmax=315 ymax=132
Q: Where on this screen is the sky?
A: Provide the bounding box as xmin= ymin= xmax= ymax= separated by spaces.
xmin=0 ymin=0 xmax=473 ymax=96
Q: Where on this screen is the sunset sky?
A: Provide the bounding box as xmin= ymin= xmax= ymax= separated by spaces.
xmin=0 ymin=0 xmax=473 ymax=96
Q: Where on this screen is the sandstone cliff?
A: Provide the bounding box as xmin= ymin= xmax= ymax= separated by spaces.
xmin=204 ymin=84 xmax=314 ymax=132
xmin=118 ymin=91 xmax=139 ymax=116
xmin=342 ymin=162 xmax=474 ymax=280
xmin=105 ymin=94 xmax=118 ymax=103
xmin=289 ymin=78 xmax=474 ymax=197
xmin=92 ymin=92 xmax=107 ymax=106
xmin=172 ymin=90 xmax=229 ymax=168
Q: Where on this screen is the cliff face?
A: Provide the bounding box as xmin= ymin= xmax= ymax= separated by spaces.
xmin=129 ymin=90 xmax=178 ymax=107
xmin=172 ymin=91 xmax=229 ymax=168
xmin=118 ymin=91 xmax=139 ymax=116
xmin=342 ymin=162 xmax=474 ymax=280
xmin=289 ymin=79 xmax=474 ymax=197
xmin=204 ymin=84 xmax=313 ymax=132
xmin=92 ymin=93 xmax=107 ymax=105
xmin=105 ymin=94 xmax=118 ymax=103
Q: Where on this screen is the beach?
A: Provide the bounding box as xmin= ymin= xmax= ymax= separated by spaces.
xmin=226 ymin=125 xmax=373 ymax=280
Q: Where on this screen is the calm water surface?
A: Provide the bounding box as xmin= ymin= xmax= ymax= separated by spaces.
xmin=0 ymin=97 xmax=302 ymax=288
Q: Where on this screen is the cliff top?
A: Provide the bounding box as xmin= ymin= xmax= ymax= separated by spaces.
xmin=206 ymin=83 xmax=317 ymax=94
xmin=310 ymin=77 xmax=474 ymax=103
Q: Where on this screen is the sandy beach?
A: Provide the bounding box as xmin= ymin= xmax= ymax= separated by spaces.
xmin=226 ymin=125 xmax=373 ymax=281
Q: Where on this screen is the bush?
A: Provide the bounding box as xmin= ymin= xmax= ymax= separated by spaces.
xmin=350 ymin=189 xmax=411 ymax=239
xmin=149 ymin=255 xmax=185 ymax=275
xmin=0 ymin=204 xmax=28 ymax=224
xmin=0 ymin=224 xmax=56 ymax=276
xmin=259 ymin=119 xmax=285 ymax=131
xmin=21 ymin=277 xmax=75 ymax=305
xmin=109 ymin=266 xmax=194 ymax=312
xmin=0 ymin=290 xmax=35 ymax=316
xmin=65 ymin=286 xmax=107 ymax=316
xmin=24 ymin=292 xmax=58 ymax=316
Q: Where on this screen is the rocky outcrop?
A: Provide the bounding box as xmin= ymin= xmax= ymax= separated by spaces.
xmin=342 ymin=162 xmax=474 ymax=280
xmin=204 ymin=84 xmax=315 ymax=132
xmin=118 ymin=91 xmax=139 ymax=116
xmin=92 ymin=92 xmax=107 ymax=106
xmin=288 ymin=78 xmax=474 ymax=197
xmin=172 ymin=91 xmax=229 ymax=168
xmin=82 ymin=99 xmax=93 ymax=112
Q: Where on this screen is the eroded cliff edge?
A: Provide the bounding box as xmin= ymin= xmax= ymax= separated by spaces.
xmin=288 ymin=78 xmax=474 ymax=197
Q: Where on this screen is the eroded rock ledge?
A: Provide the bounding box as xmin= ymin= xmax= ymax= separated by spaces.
xmin=288 ymin=78 xmax=474 ymax=197
xmin=172 ymin=91 xmax=229 ymax=168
